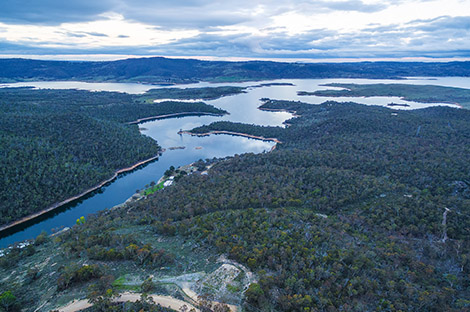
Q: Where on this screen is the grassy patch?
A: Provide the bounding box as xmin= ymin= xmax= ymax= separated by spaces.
xmin=112 ymin=274 xmax=142 ymax=291
xmin=143 ymin=182 xmax=164 ymax=196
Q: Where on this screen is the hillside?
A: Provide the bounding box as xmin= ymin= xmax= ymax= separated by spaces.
xmin=3 ymin=100 xmax=470 ymax=311
xmin=0 ymin=87 xmax=227 ymax=228
xmin=2 ymin=58 xmax=470 ymax=84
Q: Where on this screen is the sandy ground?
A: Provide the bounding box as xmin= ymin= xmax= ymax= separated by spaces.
xmin=58 ymin=292 xmax=200 ymax=312
xmin=182 ymin=287 xmax=238 ymax=312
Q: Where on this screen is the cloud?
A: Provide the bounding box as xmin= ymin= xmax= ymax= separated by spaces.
xmin=0 ymin=0 xmax=116 ymax=25
xmin=0 ymin=0 xmax=469 ymax=60
xmin=84 ymin=32 xmax=109 ymax=37
xmin=317 ymin=0 xmax=387 ymax=13
xmin=0 ymin=0 xmax=389 ymax=27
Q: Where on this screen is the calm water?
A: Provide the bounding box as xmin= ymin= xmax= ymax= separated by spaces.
xmin=1 ymin=77 xmax=469 ymax=247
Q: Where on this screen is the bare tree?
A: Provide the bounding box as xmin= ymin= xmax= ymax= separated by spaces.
xmin=441 ymin=207 xmax=451 ymax=243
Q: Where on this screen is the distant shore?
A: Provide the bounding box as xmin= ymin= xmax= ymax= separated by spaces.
xmin=0 ymin=154 xmax=160 ymax=236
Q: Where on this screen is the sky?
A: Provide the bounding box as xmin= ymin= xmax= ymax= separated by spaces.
xmin=0 ymin=0 xmax=469 ymax=61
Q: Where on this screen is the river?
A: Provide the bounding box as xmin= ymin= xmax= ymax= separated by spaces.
xmin=1 ymin=77 xmax=469 ymax=248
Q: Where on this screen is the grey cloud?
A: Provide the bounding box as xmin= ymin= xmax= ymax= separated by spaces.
xmin=0 ymin=0 xmax=392 ymax=27
xmin=5 ymin=18 xmax=470 ymax=60
xmin=124 ymin=7 xmax=253 ymax=29
xmin=408 ymin=16 xmax=470 ymax=31
xmin=0 ymin=0 xmax=255 ymax=27
xmin=59 ymin=31 xmax=109 ymax=38
xmin=64 ymin=32 xmax=87 ymax=38
xmin=84 ymin=32 xmax=109 ymax=37
xmin=1 ymin=1 xmax=469 ymax=60
xmin=0 ymin=0 xmax=117 ymax=25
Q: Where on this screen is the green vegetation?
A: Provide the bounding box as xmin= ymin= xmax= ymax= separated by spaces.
xmin=140 ymin=86 xmax=246 ymax=101
xmin=143 ymin=182 xmax=165 ymax=196
xmin=0 ymin=87 xmax=226 ymax=226
xmin=3 ymin=96 xmax=470 ymax=311
xmin=76 ymin=217 xmax=86 ymax=226
xmin=120 ymin=100 xmax=470 ymax=310
xmin=303 ymin=83 xmax=470 ymax=109
xmin=0 ymin=222 xmax=220 ymax=311
xmin=188 ymin=121 xmax=284 ymax=139
xmin=57 ymin=264 xmax=104 ymax=291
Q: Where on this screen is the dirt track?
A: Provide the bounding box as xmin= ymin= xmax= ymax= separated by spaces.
xmin=58 ymin=292 xmax=200 ymax=312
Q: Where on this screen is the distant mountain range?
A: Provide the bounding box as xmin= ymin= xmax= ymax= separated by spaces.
xmin=1 ymin=57 xmax=470 ymax=84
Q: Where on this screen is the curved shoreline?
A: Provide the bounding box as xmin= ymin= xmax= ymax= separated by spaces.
xmin=0 ymin=110 xmax=230 ymax=237
xmin=179 ymin=130 xmax=282 ymax=144
xmin=0 ymin=154 xmax=160 ymax=235
xmin=0 ymin=110 xmax=282 ymax=239
xmin=258 ymin=106 xmax=301 ymax=118
xmin=128 ymin=112 xmax=226 ymax=125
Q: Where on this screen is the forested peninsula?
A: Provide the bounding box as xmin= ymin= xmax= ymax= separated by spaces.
xmin=0 ymin=87 xmax=227 ymax=228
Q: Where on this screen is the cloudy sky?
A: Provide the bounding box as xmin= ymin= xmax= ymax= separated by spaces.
xmin=0 ymin=0 xmax=469 ymax=61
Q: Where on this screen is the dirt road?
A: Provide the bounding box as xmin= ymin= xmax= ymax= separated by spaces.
xmin=58 ymin=292 xmax=200 ymax=312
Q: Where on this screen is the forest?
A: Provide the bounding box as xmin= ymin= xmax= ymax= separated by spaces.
xmin=303 ymin=83 xmax=470 ymax=109
xmin=0 ymin=87 xmax=227 ymax=227
xmin=188 ymin=121 xmax=285 ymax=140
xmin=140 ymin=86 xmax=246 ymax=101
xmin=2 ymin=57 xmax=470 ymax=84
xmin=2 ymin=99 xmax=470 ymax=311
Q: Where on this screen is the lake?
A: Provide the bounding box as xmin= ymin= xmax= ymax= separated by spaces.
xmin=1 ymin=77 xmax=468 ymax=248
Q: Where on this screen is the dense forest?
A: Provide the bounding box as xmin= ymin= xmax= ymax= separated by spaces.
xmin=3 ymin=99 xmax=470 ymax=311
xmin=302 ymin=83 xmax=470 ymax=109
xmin=0 ymin=87 xmax=227 ymax=226
xmin=2 ymin=57 xmax=470 ymax=83
xmin=141 ymin=86 xmax=246 ymax=101
xmin=188 ymin=121 xmax=285 ymax=140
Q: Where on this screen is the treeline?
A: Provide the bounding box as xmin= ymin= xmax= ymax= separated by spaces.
xmin=0 ymin=87 xmax=226 ymax=226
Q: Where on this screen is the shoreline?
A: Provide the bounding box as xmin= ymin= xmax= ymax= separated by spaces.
xmin=258 ymin=106 xmax=301 ymax=118
xmin=128 ymin=112 xmax=225 ymax=125
xmin=0 ymin=154 xmax=161 ymax=235
xmin=0 ymin=109 xmax=285 ymax=239
xmin=179 ymin=130 xmax=282 ymax=144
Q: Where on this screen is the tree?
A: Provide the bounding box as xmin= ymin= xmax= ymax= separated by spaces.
xmin=0 ymin=291 xmax=17 ymax=312
xmin=141 ymin=278 xmax=155 ymax=293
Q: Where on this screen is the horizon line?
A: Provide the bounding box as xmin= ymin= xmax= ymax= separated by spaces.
xmin=1 ymin=54 xmax=470 ymax=63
